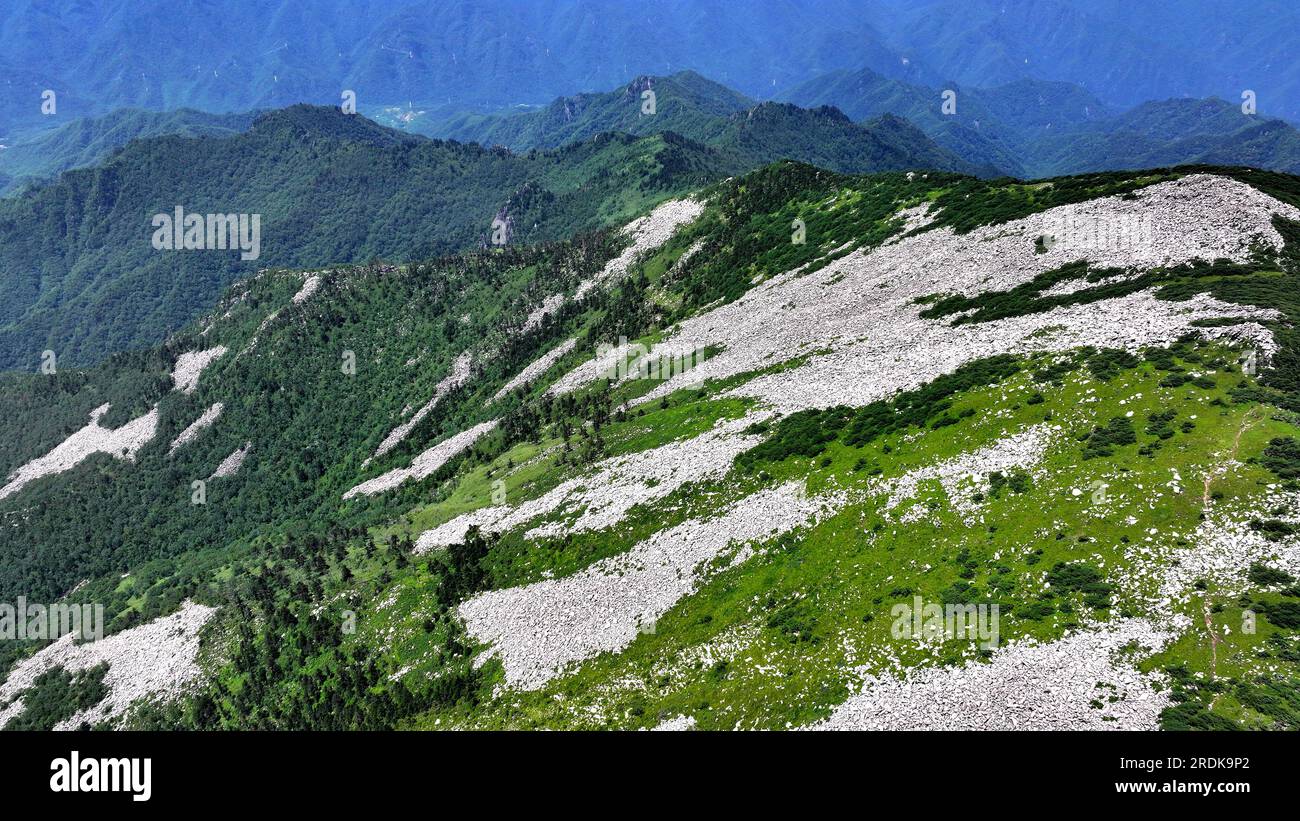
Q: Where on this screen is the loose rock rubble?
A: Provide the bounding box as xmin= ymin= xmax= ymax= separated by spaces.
xmin=811 ymin=619 xmax=1174 ymax=730
xmin=574 ymin=197 xmax=705 ymax=299
xmin=208 ymin=441 xmax=251 ymax=479
xmin=522 ymin=197 xmax=704 ymax=339
xmin=415 ymin=414 xmax=765 ymax=551
xmin=522 ymin=293 xmax=567 ymax=333
xmin=170 ymin=346 xmax=227 ymax=394
xmin=552 ymin=175 xmax=1295 ymax=412
xmin=1118 ymin=491 xmax=1300 ymax=612
xmin=891 ymin=202 xmax=936 ymax=236
xmin=291 ymin=274 xmax=321 ymax=305
xmin=147 ymin=173 xmax=1295 ymax=726
xmin=459 ymin=482 xmax=836 ymax=690
xmin=344 ymin=420 xmax=499 ymax=498
xmin=650 ymin=714 xmax=697 ymax=731
xmin=545 ymin=338 xmax=629 ymax=397
xmin=0 ymin=404 xmax=159 ymax=500
xmin=491 ymin=338 xmax=577 ymax=402
xmin=0 ymin=600 xmax=216 ymax=730
xmin=369 ymin=350 xmax=474 ymax=463
xmin=168 ymin=403 xmax=224 ymax=454
xmin=872 ymin=424 xmax=1057 ymax=524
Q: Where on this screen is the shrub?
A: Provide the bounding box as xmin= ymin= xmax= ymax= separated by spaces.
xmin=1015 ymin=601 xmax=1056 ymax=620
xmin=1263 ymin=601 xmax=1300 ymax=629
xmin=1047 ymin=561 xmax=1114 ymax=609
xmin=1248 ymin=518 xmax=1299 ymax=542
xmin=1082 ymin=416 xmax=1137 ymax=459
xmin=1261 ymin=437 xmax=1300 ymax=479
xmin=1248 ymin=562 xmax=1297 ymax=587
xmin=735 ymin=406 xmax=852 ymax=469
xmin=1159 ymin=701 xmax=1239 ymax=731
xmin=1085 ymin=348 xmax=1141 ymax=381
xmin=1145 ymin=409 xmax=1177 ymax=439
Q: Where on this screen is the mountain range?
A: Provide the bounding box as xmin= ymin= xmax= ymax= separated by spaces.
xmin=420 ymin=69 xmax=1300 ymax=180
xmin=7 ymin=60 xmax=1300 ymax=375
xmin=785 ymin=68 xmax=1300 ymax=178
xmin=3 ymin=0 xmax=1298 ymax=136
xmin=0 ymin=108 xmax=256 ymax=195
xmin=0 ymin=94 xmax=989 ymax=372
xmin=4 ymin=0 xmax=1300 ymax=739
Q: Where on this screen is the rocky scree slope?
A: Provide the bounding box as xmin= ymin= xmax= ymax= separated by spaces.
xmin=4 ymin=164 xmax=1300 ymax=730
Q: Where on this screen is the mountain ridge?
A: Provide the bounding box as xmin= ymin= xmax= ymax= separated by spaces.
xmin=0 ymin=100 xmax=983 ymax=371
xmin=4 ymin=161 xmax=1300 ymax=731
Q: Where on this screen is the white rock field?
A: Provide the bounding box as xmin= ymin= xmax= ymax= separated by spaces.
xmin=406 ymin=175 xmax=1300 ymax=708
xmin=527 ymin=196 xmax=705 ymax=320
xmin=552 ymin=175 xmax=1296 ymax=411
xmin=292 ymin=274 xmax=321 ymax=305
xmin=0 ymin=601 xmax=216 ymax=730
xmin=170 ymin=346 xmax=227 ymax=394
xmin=458 ymin=482 xmax=837 ymax=689
xmin=415 ymin=414 xmax=765 ymax=551
xmin=491 ymin=338 xmax=576 ymax=402
xmin=368 ymin=350 xmax=474 ymax=463
xmin=0 ymin=404 xmax=159 ymax=501
xmin=522 ymin=293 xmax=567 ymax=333
xmin=872 ymin=423 xmax=1058 ymax=524
xmin=574 ymin=196 xmax=704 ymax=298
xmin=13 ymin=173 xmax=1293 ymax=728
xmin=209 ymin=441 xmax=252 ymax=479
xmin=168 ymin=403 xmax=224 ymax=454
xmin=344 ymin=420 xmax=499 ymax=499
xmin=811 ymin=619 xmax=1175 ymax=730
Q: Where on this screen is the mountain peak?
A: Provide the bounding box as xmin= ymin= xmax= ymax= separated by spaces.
xmin=250 ymin=104 xmax=423 ymax=147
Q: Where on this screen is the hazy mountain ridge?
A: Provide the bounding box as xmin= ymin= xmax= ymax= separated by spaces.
xmin=0 ymin=105 xmax=727 ymax=370
xmin=0 ymin=108 xmax=256 ymax=196
xmin=785 ymin=67 xmax=1300 ymax=178
xmin=425 ymin=72 xmax=989 ymax=176
xmin=429 ymin=71 xmax=757 ymax=148
xmin=4 ymin=0 xmax=1296 ymax=135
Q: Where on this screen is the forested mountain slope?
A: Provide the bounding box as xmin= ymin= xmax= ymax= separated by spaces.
xmin=0 ymin=108 xmax=256 ymax=196
xmin=3 ymin=161 xmax=1300 ymax=731
xmin=0 ymin=100 xmax=979 ymax=372
xmin=0 ymin=105 xmax=724 ymax=371
xmin=425 ymin=72 xmax=999 ymax=177
xmin=428 ymin=71 xmax=756 ymax=149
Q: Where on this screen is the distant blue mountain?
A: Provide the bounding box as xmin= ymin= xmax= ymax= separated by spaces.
xmin=2 ymin=0 xmax=1295 ymax=135
xmin=784 ymin=66 xmax=1300 ymax=178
